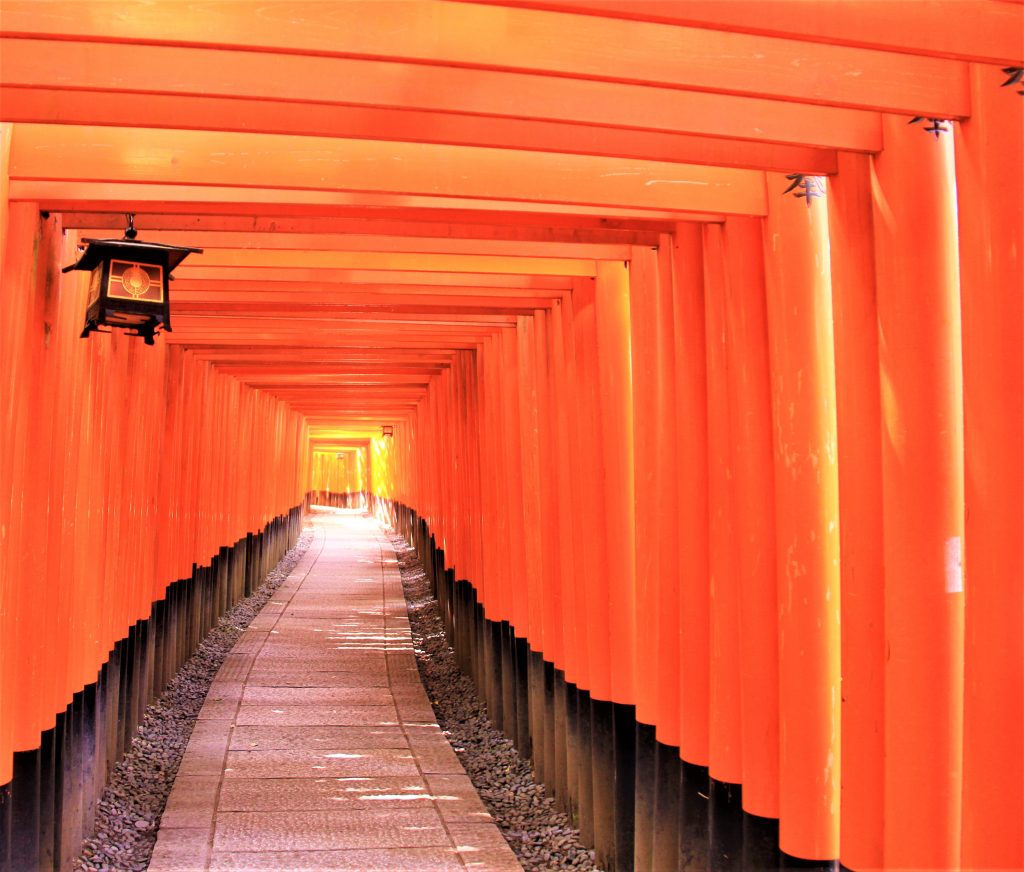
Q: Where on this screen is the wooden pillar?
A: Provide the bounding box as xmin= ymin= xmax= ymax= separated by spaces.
xmin=702 ymin=224 xmax=742 ymax=787
xmin=534 ymin=310 xmax=564 ymax=672
xmin=500 ymin=327 xmax=530 ymax=638
xmin=549 ymin=298 xmax=577 ymax=687
xmin=872 ymin=112 xmax=965 ymax=869
xmin=652 ymin=239 xmax=680 ymax=752
xmin=763 ymin=171 xmax=841 ymax=861
xmin=955 ymin=64 xmax=1023 ymax=871
xmin=594 ymin=261 xmax=636 ymax=708
xmin=827 ymin=151 xmax=885 ymax=871
xmin=673 ymin=224 xmax=710 ymax=769
xmin=0 ymin=202 xmax=43 ymax=793
xmin=3 ymin=204 xmax=51 ymax=761
xmin=722 ymin=215 xmax=779 ymax=820
xmin=571 ymin=277 xmax=609 ymax=703
xmin=0 ymin=123 xmax=11 ymax=259
xmin=559 ymin=288 xmax=589 ymax=694
xmin=629 ymin=245 xmax=663 ymax=733
xmin=629 ymin=242 xmax=677 ymax=871
xmin=517 ymin=315 xmax=544 ymax=654
xmin=479 ymin=337 xmax=507 ymax=626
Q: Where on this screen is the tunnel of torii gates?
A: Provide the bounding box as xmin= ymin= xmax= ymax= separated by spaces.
xmin=0 ymin=1 xmax=1021 ymax=870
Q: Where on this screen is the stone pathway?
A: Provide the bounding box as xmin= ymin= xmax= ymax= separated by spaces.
xmin=149 ymin=509 xmax=522 ymax=872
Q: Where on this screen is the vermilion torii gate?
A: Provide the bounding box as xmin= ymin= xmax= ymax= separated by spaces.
xmin=0 ymin=2 xmax=1021 ymax=870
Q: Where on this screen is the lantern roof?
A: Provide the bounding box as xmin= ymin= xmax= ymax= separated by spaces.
xmin=62 ymin=237 xmax=203 ymax=274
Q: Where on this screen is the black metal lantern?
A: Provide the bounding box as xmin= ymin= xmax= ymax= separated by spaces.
xmin=62 ymin=215 xmax=202 ymax=345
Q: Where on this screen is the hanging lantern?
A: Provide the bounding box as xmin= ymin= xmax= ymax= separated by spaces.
xmin=381 ymin=425 xmax=394 ymax=438
xmin=62 ymin=214 xmax=202 ymax=345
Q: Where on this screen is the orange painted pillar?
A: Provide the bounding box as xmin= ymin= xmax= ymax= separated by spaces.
xmin=477 ymin=338 xmax=501 ymax=619
xmin=702 ymin=224 xmax=741 ymax=785
xmin=763 ymin=172 xmax=840 ymax=860
xmin=571 ymin=276 xmax=609 ymax=701
xmin=0 ymin=123 xmax=11 ymax=260
xmin=955 ymin=64 xmax=1023 ymax=871
xmin=488 ymin=336 xmax=515 ymax=626
xmin=653 ymin=239 xmax=680 ymax=748
xmin=31 ymin=213 xmax=66 ymax=730
xmin=872 ymin=113 xmax=964 ymax=869
xmin=0 ymin=203 xmax=45 ymax=773
xmin=448 ymin=360 xmax=464 ymax=575
xmin=533 ymin=310 xmax=564 ymax=666
xmin=721 ymin=215 xmax=778 ymax=820
xmin=562 ymin=288 xmax=592 ymax=692
xmin=463 ymin=350 xmax=484 ymax=595
xmin=827 ymin=151 xmax=885 ymax=871
xmin=47 ymin=233 xmax=87 ymax=720
xmin=517 ymin=315 xmax=545 ymax=653
xmin=630 ymin=239 xmax=683 ymax=744
xmin=629 ymin=245 xmax=662 ymax=730
xmin=594 ymin=261 xmax=636 ymax=705
xmin=672 ymin=224 xmax=710 ymax=767
xmin=549 ymin=298 xmax=577 ymax=684
xmin=500 ymin=327 xmax=529 ymax=636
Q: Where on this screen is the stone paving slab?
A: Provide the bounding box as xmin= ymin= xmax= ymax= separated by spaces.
xmin=212 ymin=808 xmax=450 ymax=852
xmin=228 ymin=725 xmax=408 ymax=751
xmin=217 ymin=775 xmax=440 ymax=812
xmin=233 ymin=704 xmax=400 ymax=727
xmin=207 ymin=847 xmax=466 ymax=871
xmin=223 ymin=747 xmax=421 ymax=779
xmin=151 ymin=509 xmax=521 ymax=872
xmin=240 ymin=686 xmax=396 ymax=705
xmin=243 ymin=669 xmax=391 ymax=688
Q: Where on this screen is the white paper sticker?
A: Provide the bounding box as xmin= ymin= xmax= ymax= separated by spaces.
xmin=945 ymin=536 xmax=963 ymax=594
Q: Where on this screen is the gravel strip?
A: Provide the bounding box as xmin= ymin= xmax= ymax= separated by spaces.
xmin=389 ymin=531 xmax=601 ymax=872
xmin=74 ymin=527 xmax=314 ymax=872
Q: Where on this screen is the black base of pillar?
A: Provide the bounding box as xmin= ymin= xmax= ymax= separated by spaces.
xmin=500 ymin=621 xmax=516 ymax=740
xmin=575 ymin=687 xmax=595 ymax=847
xmin=633 ymin=721 xmax=658 ymax=872
xmin=514 ymin=635 xmax=531 ymax=758
xmin=487 ymin=619 xmax=504 ymax=729
xmin=679 ymin=761 xmax=711 ymax=870
xmin=591 ymin=697 xmax=616 ymax=870
xmin=652 ymin=741 xmax=682 ymax=870
xmin=528 ymin=651 xmax=546 ymax=783
xmin=612 ymin=703 xmax=637 ymax=872
xmin=709 ymin=778 xmax=744 ymax=871
xmin=38 ymin=726 xmax=57 ymax=872
xmin=552 ymin=667 xmax=568 ymax=810
xmin=0 ymin=781 xmax=12 ymax=872
xmin=744 ymin=812 xmax=781 ymax=869
xmin=10 ymin=748 xmax=40 ymax=872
